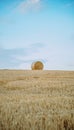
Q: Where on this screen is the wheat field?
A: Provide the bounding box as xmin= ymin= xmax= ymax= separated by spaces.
xmin=0 ymin=70 xmax=74 ymax=130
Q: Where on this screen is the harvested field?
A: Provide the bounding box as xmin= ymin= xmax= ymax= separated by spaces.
xmin=0 ymin=70 xmax=74 ymax=130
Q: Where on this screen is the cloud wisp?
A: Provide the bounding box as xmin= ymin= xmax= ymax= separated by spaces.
xmin=64 ymin=1 xmax=74 ymax=8
xmin=16 ymin=0 xmax=42 ymax=13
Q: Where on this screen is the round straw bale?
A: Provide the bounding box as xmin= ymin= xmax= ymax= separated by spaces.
xmin=31 ymin=61 xmax=44 ymax=70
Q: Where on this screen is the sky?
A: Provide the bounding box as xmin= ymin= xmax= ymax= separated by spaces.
xmin=0 ymin=0 xmax=74 ymax=70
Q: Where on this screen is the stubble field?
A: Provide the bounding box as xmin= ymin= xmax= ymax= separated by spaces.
xmin=0 ymin=70 xmax=74 ymax=130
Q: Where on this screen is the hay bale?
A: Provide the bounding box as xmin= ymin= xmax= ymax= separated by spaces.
xmin=31 ymin=61 xmax=44 ymax=70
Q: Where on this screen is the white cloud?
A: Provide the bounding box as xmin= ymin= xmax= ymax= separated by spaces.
xmin=11 ymin=43 xmax=74 ymax=70
xmin=17 ymin=0 xmax=41 ymax=13
xmin=17 ymin=62 xmax=31 ymax=69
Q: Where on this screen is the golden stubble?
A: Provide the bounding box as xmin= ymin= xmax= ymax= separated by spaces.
xmin=0 ymin=70 xmax=74 ymax=130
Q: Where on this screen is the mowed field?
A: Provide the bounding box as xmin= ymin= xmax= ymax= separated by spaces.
xmin=0 ymin=70 xmax=74 ymax=130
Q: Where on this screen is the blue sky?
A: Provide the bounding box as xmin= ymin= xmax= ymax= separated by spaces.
xmin=0 ymin=0 xmax=74 ymax=70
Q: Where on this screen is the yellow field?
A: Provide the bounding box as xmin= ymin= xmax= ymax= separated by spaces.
xmin=0 ymin=70 xmax=74 ymax=130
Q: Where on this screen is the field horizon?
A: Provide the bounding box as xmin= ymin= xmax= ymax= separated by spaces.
xmin=0 ymin=70 xmax=74 ymax=130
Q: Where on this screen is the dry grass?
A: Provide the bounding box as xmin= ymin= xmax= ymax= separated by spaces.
xmin=0 ymin=70 xmax=74 ymax=130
